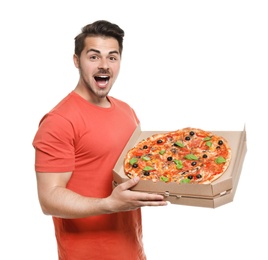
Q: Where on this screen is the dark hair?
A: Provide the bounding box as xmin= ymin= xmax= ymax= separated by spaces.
xmin=74 ymin=20 xmax=124 ymax=57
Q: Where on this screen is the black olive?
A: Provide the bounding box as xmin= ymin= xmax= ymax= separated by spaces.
xmin=191 ymin=161 xmax=197 ymax=166
xmin=218 ymin=140 xmax=223 ymax=145
xmin=133 ymin=163 xmax=138 ymax=168
xmin=157 ymin=140 xmax=163 ymax=144
xmin=167 ymin=156 xmax=173 ymax=161
xmin=216 ymin=146 xmax=220 ymax=149
xmin=203 ymin=154 xmax=208 ymax=158
xmin=185 ymin=136 xmax=191 ymax=141
xmin=188 ymin=175 xmax=193 ymax=180
xmin=196 ymin=174 xmax=202 ymax=179
xmin=143 ymin=172 xmax=150 ymax=176
xmin=143 ymin=145 xmax=148 ymax=149
xmin=189 ymin=131 xmax=195 ymax=136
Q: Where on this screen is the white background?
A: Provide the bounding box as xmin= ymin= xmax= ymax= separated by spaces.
xmin=1 ymin=1 xmax=267 ymax=259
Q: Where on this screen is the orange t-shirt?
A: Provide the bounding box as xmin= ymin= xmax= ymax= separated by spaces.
xmin=33 ymin=91 xmax=146 ymax=260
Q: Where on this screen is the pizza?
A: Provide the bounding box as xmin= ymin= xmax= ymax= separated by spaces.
xmin=124 ymin=127 xmax=231 ymax=184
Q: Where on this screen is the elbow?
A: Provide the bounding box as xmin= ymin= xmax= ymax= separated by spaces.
xmin=40 ymin=205 xmax=51 ymax=216
xmin=39 ymin=204 xmax=50 ymax=216
xmin=38 ymin=199 xmax=52 ymax=216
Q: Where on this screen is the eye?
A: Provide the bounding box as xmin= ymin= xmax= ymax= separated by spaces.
xmin=89 ymin=55 xmax=99 ymax=61
xmin=109 ymin=56 xmax=117 ymax=61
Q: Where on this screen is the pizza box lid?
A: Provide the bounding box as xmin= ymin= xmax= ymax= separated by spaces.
xmin=113 ymin=124 xmax=247 ymax=208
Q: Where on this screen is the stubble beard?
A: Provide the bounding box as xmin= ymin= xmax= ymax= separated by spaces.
xmin=80 ymin=72 xmax=111 ymax=99
xmin=79 ymin=65 xmax=113 ymax=99
xmin=86 ymin=81 xmax=109 ymax=98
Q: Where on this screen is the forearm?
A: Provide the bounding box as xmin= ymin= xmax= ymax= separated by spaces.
xmin=36 ymin=172 xmax=167 ymax=219
xmin=38 ymin=186 xmax=111 ymax=218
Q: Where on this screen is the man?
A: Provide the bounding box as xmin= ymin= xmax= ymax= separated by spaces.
xmin=33 ymin=20 xmax=167 ymax=260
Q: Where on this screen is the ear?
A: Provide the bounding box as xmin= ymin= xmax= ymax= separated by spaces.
xmin=73 ymin=54 xmax=79 ymax=68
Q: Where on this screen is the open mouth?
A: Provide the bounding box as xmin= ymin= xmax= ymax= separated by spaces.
xmin=94 ymin=75 xmax=110 ymax=86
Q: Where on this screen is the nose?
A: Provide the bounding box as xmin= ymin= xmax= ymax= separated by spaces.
xmin=98 ymin=58 xmax=109 ymax=70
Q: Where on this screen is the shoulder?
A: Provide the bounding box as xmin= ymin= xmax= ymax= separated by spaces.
xmin=109 ymin=96 xmax=129 ymax=105
xmin=108 ymin=96 xmax=135 ymax=111
xmin=36 ymin=92 xmax=84 ymax=135
xmin=50 ymin=91 xmax=83 ymax=115
xmin=40 ymin=92 xmax=88 ymax=124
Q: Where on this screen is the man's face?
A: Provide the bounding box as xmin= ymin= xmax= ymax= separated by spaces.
xmin=74 ymin=36 xmax=121 ymax=101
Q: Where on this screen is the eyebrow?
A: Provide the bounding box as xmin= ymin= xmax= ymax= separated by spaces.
xmin=86 ymin=48 xmax=119 ymax=55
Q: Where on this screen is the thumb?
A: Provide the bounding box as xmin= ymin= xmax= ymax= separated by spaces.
xmin=119 ymin=177 xmax=140 ymax=191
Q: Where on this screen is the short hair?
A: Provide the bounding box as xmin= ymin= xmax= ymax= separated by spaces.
xmin=74 ymin=20 xmax=124 ymax=57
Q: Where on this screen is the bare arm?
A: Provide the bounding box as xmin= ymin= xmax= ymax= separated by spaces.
xmin=36 ymin=172 xmax=167 ymax=219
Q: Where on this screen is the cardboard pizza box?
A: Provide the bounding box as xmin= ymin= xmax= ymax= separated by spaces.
xmin=113 ymin=125 xmax=247 ymax=208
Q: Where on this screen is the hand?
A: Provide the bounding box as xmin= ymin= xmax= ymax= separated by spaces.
xmin=105 ymin=177 xmax=168 ymax=213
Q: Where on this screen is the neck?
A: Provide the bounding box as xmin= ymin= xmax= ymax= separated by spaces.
xmin=74 ymin=85 xmax=111 ymax=108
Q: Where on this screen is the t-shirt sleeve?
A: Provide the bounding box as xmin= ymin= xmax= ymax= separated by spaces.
xmin=33 ymin=113 xmax=75 ymax=173
xmin=131 ymin=108 xmax=140 ymax=125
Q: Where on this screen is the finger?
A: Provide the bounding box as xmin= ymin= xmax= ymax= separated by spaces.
xmin=137 ymin=192 xmax=165 ymax=201
xmin=139 ymin=200 xmax=168 ymax=207
xmin=118 ymin=177 xmax=140 ymax=191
